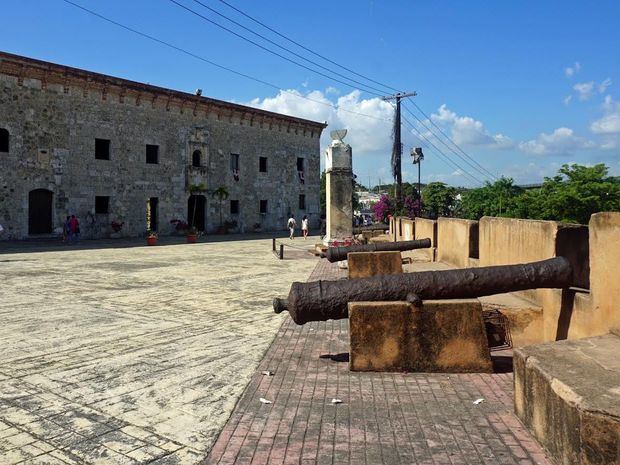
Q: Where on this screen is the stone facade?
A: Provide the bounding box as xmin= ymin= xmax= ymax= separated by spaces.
xmin=0 ymin=51 xmax=326 ymax=239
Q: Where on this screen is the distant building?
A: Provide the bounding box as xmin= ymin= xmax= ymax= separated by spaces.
xmin=357 ymin=191 xmax=382 ymax=212
xmin=0 ymin=51 xmax=326 ymax=239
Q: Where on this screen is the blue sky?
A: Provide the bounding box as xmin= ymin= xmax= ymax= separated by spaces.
xmin=3 ymin=0 xmax=620 ymax=187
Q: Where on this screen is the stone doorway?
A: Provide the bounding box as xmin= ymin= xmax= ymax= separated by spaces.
xmin=28 ymin=189 xmax=53 ymax=234
xmin=147 ymin=197 xmax=159 ymax=232
xmin=188 ymin=195 xmax=206 ymax=231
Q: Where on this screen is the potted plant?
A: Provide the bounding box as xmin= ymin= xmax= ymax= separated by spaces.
xmin=146 ymin=229 xmax=158 ymax=246
xmin=186 ymin=226 xmax=198 ymax=243
xmin=110 ymin=220 xmax=124 ymax=239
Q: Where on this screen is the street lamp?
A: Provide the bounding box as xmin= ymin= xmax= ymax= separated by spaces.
xmin=411 ymin=147 xmax=424 ymax=199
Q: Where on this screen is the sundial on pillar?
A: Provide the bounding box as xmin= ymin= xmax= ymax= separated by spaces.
xmin=325 ymin=129 xmax=352 ymax=171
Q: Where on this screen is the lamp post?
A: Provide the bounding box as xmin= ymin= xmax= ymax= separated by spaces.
xmin=411 ymin=147 xmax=424 ymax=199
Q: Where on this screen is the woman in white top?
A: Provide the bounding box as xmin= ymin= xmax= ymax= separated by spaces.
xmin=301 ymin=215 xmax=309 ymax=240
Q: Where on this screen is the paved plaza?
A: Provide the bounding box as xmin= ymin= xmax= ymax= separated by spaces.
xmin=0 ymin=236 xmax=318 ymax=464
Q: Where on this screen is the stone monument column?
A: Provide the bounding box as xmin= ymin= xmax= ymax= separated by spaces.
xmin=325 ymin=130 xmax=353 ymax=243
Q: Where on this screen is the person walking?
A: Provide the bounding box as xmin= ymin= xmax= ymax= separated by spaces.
xmin=301 ymin=215 xmax=309 ymax=240
xmin=287 ymin=215 xmax=297 ymax=240
xmin=69 ymin=215 xmax=80 ymax=242
xmin=63 ymin=216 xmax=71 ymax=242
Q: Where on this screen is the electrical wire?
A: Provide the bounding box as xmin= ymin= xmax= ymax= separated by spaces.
xmin=168 ymin=0 xmax=385 ymax=97
xmin=60 ymin=0 xmax=391 ymax=123
xmin=402 ymin=101 xmax=494 ymax=182
xmin=406 ymin=100 xmax=498 ymax=180
xmin=400 ymin=113 xmax=484 ymax=185
xmin=188 ymin=0 xmax=390 ymax=96
xmin=216 ymin=0 xmax=404 ymax=94
xmin=208 ymin=0 xmax=497 ymax=183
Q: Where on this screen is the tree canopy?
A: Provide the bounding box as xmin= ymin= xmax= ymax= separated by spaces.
xmin=421 ymin=182 xmax=458 ymax=218
xmin=458 ymin=164 xmax=620 ymax=224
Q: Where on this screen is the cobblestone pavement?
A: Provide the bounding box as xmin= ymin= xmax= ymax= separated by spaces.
xmin=0 ymin=236 xmax=319 ymax=464
xmin=204 ymin=259 xmax=553 ymax=465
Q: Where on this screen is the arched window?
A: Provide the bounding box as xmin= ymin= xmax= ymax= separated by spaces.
xmin=192 ymin=150 xmax=201 ymax=167
xmin=0 ymin=128 xmax=8 ymax=153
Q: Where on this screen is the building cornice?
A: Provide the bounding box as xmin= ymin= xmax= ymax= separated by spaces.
xmin=0 ymin=51 xmax=328 ymax=134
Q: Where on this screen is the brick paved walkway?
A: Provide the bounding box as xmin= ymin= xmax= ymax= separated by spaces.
xmin=204 ymin=260 xmax=552 ymax=465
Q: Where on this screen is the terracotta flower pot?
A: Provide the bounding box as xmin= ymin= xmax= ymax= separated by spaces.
xmin=147 ymin=236 xmax=157 ymax=246
xmin=186 ymin=233 xmax=197 ymax=243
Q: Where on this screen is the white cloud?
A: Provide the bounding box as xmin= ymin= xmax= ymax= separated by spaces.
xmin=599 ymin=78 xmax=613 ymax=94
xmin=590 ymin=95 xmax=620 ymax=134
xmin=564 ymin=62 xmax=581 ymax=77
xmin=573 ymin=81 xmax=595 ymax=101
xmin=246 ymin=88 xmax=394 ymax=154
xmin=563 ymin=95 xmax=573 ymax=105
xmin=325 ymin=86 xmax=339 ymax=95
xmin=519 ymin=127 xmax=595 ymax=156
xmin=428 ymin=104 xmax=513 ymax=149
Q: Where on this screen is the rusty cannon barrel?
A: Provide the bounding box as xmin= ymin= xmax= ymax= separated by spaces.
xmin=325 ymin=238 xmax=432 ymax=262
xmin=273 ymin=257 xmax=572 ymax=325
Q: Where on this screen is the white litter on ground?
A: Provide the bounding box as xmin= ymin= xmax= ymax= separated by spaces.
xmin=259 ymin=398 xmax=272 ymax=404
xmin=331 ymin=398 xmax=343 ymax=404
xmin=473 ymin=398 xmax=485 ymax=405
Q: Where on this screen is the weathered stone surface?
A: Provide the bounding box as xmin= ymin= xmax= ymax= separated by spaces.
xmin=349 ymin=299 xmax=492 ymax=373
xmin=437 ymin=217 xmax=479 ymax=268
xmin=324 ymin=139 xmax=352 ymax=242
xmin=478 ymin=292 xmax=544 ymax=347
xmin=0 ymin=52 xmax=325 ymax=239
xmin=514 ymin=334 xmax=620 ymax=465
xmin=347 ymin=251 xmax=403 ymax=278
xmin=414 ymin=218 xmax=437 ymax=262
xmin=0 ymin=236 xmax=319 ymax=464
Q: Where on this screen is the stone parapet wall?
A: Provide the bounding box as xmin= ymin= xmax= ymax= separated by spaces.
xmin=436 ymin=218 xmax=478 ymax=268
xmin=588 ymin=212 xmax=620 ymax=336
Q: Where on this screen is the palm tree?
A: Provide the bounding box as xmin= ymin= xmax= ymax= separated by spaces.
xmin=211 ymin=186 xmax=229 ymax=228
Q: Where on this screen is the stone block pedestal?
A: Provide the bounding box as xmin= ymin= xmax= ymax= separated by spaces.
xmin=349 ymin=299 xmax=492 ymax=373
xmin=347 ymin=251 xmax=403 ymax=278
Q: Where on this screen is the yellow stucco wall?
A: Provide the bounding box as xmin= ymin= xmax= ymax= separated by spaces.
xmin=437 ymin=218 xmax=478 ymax=268
xmin=588 ymin=212 xmax=620 ymax=335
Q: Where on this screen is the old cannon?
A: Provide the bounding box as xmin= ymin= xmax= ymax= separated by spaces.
xmin=323 ymin=238 xmax=432 ymax=262
xmin=273 ymin=257 xmax=572 ymax=325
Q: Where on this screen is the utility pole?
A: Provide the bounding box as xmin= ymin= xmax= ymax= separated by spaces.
xmin=382 ymin=91 xmax=416 ymax=203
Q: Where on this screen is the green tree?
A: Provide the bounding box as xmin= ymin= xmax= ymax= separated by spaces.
xmin=211 ymin=186 xmax=229 ymax=228
xmin=517 ymin=163 xmax=620 ymax=224
xmin=421 ymin=182 xmax=457 ymax=218
xmin=459 ymin=177 xmax=523 ymax=220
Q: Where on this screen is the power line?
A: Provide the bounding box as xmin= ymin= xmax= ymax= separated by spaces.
xmin=184 ymin=0 xmax=499 ymax=184
xmin=400 ymin=113 xmax=483 ymax=185
xmin=197 ymin=1 xmax=498 ymax=184
xmin=401 ymin=101 xmax=493 ymax=182
xmin=168 ymin=0 xmax=384 ymax=97
xmin=60 ymin=0 xmax=391 ymax=123
xmin=407 ymin=100 xmax=498 ymax=180
xmin=188 ymin=0 xmax=391 ymax=96
xmin=215 ymin=0 xmax=404 ymax=94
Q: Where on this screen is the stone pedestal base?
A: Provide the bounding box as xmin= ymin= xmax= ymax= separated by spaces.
xmin=347 ymin=251 xmax=403 ymax=279
xmin=514 ymin=334 xmax=620 ymax=465
xmin=349 ymin=300 xmax=492 ymax=373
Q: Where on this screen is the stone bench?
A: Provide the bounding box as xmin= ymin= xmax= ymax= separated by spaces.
xmin=514 ymin=333 xmax=620 ymax=465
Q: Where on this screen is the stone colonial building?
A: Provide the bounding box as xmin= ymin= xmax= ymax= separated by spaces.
xmin=0 ymin=51 xmax=326 ymax=239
